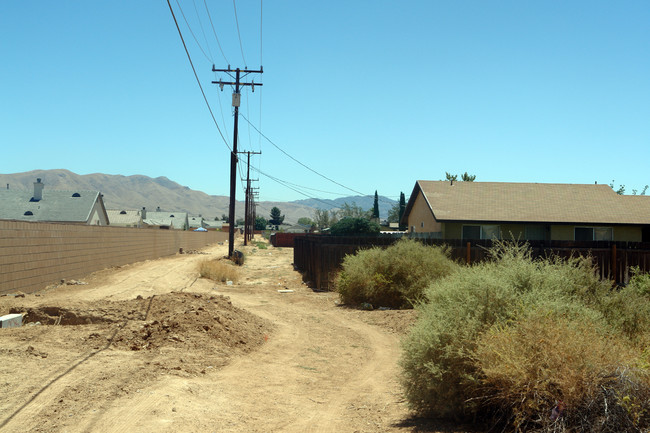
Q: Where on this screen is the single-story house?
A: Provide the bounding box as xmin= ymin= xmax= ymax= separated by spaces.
xmin=143 ymin=211 xmax=189 ymax=230
xmin=188 ymin=216 xmax=204 ymax=230
xmin=401 ymin=180 xmax=650 ymax=242
xmin=204 ymin=220 xmax=225 ymax=230
xmin=0 ymin=178 xmax=109 ymax=225
xmin=106 ymin=209 xmax=144 ymax=228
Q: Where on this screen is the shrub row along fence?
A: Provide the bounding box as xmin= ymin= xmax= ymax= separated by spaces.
xmin=0 ymin=220 xmax=229 ymax=294
xmin=293 ymin=235 xmax=650 ymax=291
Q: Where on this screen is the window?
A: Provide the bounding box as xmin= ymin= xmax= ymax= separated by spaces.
xmin=574 ymin=227 xmax=613 ymax=241
xmin=463 ymin=225 xmax=501 ymax=239
xmin=525 ymin=225 xmax=547 ymax=241
xmin=462 ymin=225 xmax=500 ymax=240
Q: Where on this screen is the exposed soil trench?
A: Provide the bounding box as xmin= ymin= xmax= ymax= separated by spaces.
xmin=0 ymin=238 xmax=472 ymax=433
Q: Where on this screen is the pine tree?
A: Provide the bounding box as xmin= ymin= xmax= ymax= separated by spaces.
xmin=372 ymin=190 xmax=380 ymax=220
xmin=398 ymin=192 xmax=406 ymax=230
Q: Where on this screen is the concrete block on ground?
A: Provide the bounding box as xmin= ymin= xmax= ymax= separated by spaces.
xmin=0 ymin=313 xmax=24 ymax=328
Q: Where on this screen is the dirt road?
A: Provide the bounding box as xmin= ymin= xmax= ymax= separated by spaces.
xmin=0 ymin=238 xmax=469 ymax=433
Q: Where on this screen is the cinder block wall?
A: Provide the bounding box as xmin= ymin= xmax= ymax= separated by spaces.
xmin=0 ymin=220 xmax=229 ymax=294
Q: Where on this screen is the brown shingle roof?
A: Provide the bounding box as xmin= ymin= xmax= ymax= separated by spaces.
xmin=415 ymin=181 xmax=650 ymax=225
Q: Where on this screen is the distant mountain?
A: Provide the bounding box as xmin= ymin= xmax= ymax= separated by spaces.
xmin=291 ymin=195 xmax=397 ymax=220
xmin=0 ymin=170 xmax=395 ymax=224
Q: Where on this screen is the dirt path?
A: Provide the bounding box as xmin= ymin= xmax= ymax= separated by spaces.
xmin=0 ymin=238 xmax=468 ymax=433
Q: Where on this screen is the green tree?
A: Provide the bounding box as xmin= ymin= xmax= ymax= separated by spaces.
xmin=269 ymin=207 xmax=285 ymax=226
xmin=339 ymin=202 xmax=371 ymax=219
xmin=329 ymin=217 xmax=380 ymax=236
xmin=313 ymin=208 xmax=330 ymax=229
xmin=254 ymin=216 xmax=268 ymax=230
xmin=372 ymin=190 xmax=380 ymax=220
xmin=297 ymin=217 xmax=314 ymax=226
xmin=446 ymin=172 xmax=476 ymax=182
xmin=610 ymin=180 xmax=648 ymax=195
xmin=461 ymin=172 xmax=476 ymax=182
xmin=387 ymin=203 xmax=400 ymax=223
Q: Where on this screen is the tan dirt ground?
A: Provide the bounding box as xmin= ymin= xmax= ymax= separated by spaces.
xmin=0 ymin=237 xmax=479 ymax=433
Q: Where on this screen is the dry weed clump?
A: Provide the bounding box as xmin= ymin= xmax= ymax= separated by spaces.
xmin=335 ymin=238 xmax=458 ymax=309
xmin=400 ymin=241 xmax=650 ymax=432
xmin=198 ymin=258 xmax=240 ymax=283
xmin=474 ymin=313 xmax=650 ymax=431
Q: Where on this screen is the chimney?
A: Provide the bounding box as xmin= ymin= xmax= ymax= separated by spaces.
xmin=33 ymin=178 xmax=44 ymax=201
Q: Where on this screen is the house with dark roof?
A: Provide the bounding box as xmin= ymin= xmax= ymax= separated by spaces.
xmin=143 ymin=211 xmax=189 ymax=230
xmin=106 ymin=209 xmax=144 ymax=228
xmin=401 ymin=180 xmax=650 ymax=242
xmin=0 ymin=178 xmax=109 ymax=225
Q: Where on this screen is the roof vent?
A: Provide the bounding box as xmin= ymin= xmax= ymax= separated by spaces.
xmin=32 ymin=178 xmax=44 ymax=201
xmin=72 ymin=193 xmax=81 ymax=197
xmin=24 ymin=211 xmax=34 ymax=216
xmin=170 ymin=214 xmax=175 ymax=218
xmin=120 ymin=210 xmax=127 ymax=214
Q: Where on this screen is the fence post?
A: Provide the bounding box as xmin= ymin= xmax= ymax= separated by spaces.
xmin=466 ymin=241 xmax=471 ymax=265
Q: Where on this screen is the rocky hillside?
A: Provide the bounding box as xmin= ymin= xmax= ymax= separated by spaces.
xmin=0 ymin=169 xmax=395 ymax=224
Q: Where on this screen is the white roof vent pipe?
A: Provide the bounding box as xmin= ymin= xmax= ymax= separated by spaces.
xmin=33 ymin=178 xmax=44 ymax=201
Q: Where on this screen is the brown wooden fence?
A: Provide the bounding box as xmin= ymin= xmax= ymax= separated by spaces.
xmin=293 ymin=235 xmax=650 ymax=291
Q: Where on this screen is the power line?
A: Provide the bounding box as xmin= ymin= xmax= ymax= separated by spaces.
xmin=260 ymin=0 xmax=264 ymax=65
xmin=238 ymin=113 xmax=367 ymax=197
xmin=232 ymin=0 xmax=247 ymax=66
xmin=192 ymin=0 xmax=214 ymax=61
xmin=166 ymin=0 xmax=231 ymax=151
xmin=174 ymin=0 xmax=212 ymax=63
xmin=203 ymin=0 xmax=229 ymax=64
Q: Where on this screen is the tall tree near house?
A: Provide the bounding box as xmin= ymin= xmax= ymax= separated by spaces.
xmin=372 ymin=190 xmax=380 ymax=220
xmin=446 ymin=172 xmax=476 ymax=182
xmin=339 ymin=202 xmax=371 ymax=220
xmin=398 ymin=191 xmax=406 ymax=230
xmin=313 ymin=208 xmax=330 ymax=229
xmin=445 ymin=172 xmax=458 ymax=182
xmin=461 ymin=172 xmax=476 ymax=182
xmin=269 ymin=206 xmax=285 ymax=226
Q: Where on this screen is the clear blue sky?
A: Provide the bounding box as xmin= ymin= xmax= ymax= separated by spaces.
xmin=2 ymin=1 xmax=649 ymax=202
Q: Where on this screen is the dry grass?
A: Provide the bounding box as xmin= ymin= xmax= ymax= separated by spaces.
xmin=198 ymin=258 xmax=240 ymax=283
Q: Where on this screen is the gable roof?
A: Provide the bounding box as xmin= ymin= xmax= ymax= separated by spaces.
xmin=143 ymin=211 xmax=189 ymax=229
xmin=404 ymin=181 xmax=650 ymax=225
xmin=0 ymin=189 xmax=106 ymax=223
xmin=106 ymin=209 xmax=143 ymax=226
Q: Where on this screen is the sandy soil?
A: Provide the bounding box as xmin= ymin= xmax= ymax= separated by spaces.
xmin=0 ymin=237 xmax=476 ymax=433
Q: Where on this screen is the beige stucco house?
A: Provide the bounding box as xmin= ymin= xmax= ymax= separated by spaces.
xmin=401 ymin=180 xmax=650 ymax=242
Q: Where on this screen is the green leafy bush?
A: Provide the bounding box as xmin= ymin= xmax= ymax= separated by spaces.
xmin=335 ymin=238 xmax=458 ymax=309
xmin=329 ymin=217 xmax=380 ymax=236
xmin=400 ymin=241 xmax=650 ymax=431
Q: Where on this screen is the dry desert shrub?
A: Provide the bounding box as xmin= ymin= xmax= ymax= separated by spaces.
xmin=198 ymin=258 xmax=240 ymax=283
xmin=400 ymin=241 xmax=650 ymax=431
xmin=335 ymin=238 xmax=459 ymax=309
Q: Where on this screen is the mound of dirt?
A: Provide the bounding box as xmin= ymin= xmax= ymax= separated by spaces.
xmin=4 ymin=292 xmax=273 ymax=376
xmin=109 ymin=292 xmax=270 ymax=353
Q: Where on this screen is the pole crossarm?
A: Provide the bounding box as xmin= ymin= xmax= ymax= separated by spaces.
xmin=212 ymin=65 xmax=264 ymax=257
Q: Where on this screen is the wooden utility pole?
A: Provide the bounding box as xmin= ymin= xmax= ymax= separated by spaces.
xmin=243 ymin=151 xmax=260 ymax=245
xmin=212 ymin=66 xmax=263 ymax=257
